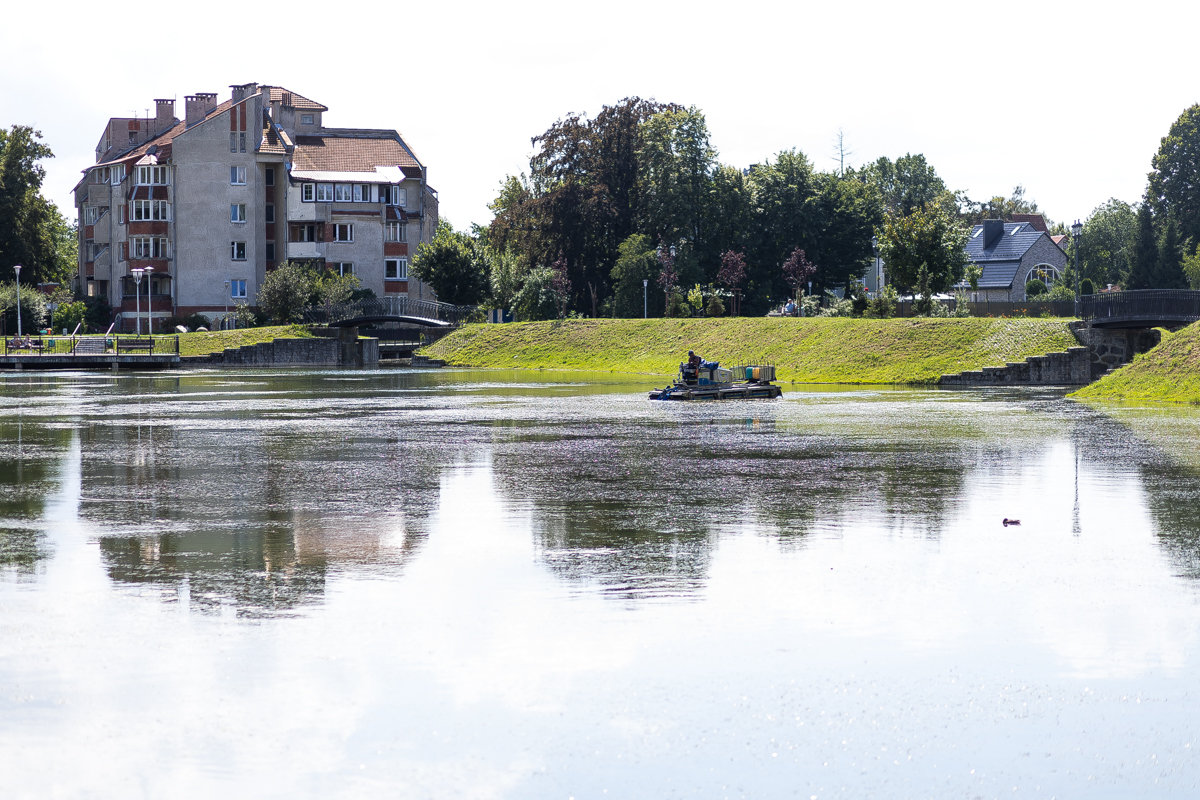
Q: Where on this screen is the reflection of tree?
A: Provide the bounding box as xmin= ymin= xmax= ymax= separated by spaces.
xmin=0 ymin=421 xmax=71 ymax=573
xmin=490 ymin=414 xmax=977 ymax=597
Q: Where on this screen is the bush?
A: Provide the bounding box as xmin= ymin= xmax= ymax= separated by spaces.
xmin=817 ymin=291 xmax=855 ymax=317
xmin=83 ymin=295 xmax=112 ymax=333
xmin=1025 ymin=279 xmax=1048 ymax=297
xmin=951 ymin=290 xmax=972 ymax=317
xmin=1045 ymin=281 xmax=1075 ymax=301
xmin=511 ymin=267 xmax=560 ymax=321
xmin=706 ymin=294 xmax=725 ymax=317
xmin=1081 ymin=278 xmax=1095 ymax=295
xmin=0 ymin=282 xmax=47 ymax=334
xmin=52 ymin=301 xmax=87 ymax=333
xmin=234 ymin=302 xmax=258 ymax=329
xmin=865 ymin=285 xmax=898 ymax=319
xmin=259 ymin=261 xmax=313 ymax=324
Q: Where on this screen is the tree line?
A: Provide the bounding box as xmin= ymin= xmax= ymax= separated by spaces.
xmin=411 ymin=98 xmax=1077 ymax=319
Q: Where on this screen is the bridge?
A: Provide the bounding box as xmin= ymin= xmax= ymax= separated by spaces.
xmin=303 ymin=297 xmax=479 ymax=328
xmin=1080 ymin=289 xmax=1200 ymax=329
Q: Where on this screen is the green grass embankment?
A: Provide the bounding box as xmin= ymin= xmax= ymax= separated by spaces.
xmin=421 ymin=318 xmax=1081 ymax=384
xmin=171 ymin=325 xmax=315 ymax=357
xmin=1071 ymin=322 xmax=1200 ymax=403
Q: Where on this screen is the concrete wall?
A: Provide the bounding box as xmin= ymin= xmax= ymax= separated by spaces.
xmin=1071 ymin=323 xmax=1161 ymax=378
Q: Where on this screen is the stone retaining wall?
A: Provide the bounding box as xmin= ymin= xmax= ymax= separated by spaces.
xmin=181 ymin=335 xmax=378 ymax=368
xmin=939 ymin=346 xmax=1090 ymax=386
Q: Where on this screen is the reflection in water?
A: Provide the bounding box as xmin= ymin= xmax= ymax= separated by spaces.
xmin=5 ymin=371 xmax=1200 ymax=797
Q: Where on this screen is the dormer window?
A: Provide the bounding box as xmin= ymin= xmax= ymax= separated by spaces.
xmin=972 ymin=228 xmax=982 ymax=238
xmin=1010 ymin=224 xmax=1022 ymax=235
xmin=301 ymin=114 xmax=315 ymax=125
xmin=137 ymin=165 xmax=169 ymax=185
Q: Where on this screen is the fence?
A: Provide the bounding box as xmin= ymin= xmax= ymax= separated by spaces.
xmin=1079 ymin=289 xmax=1200 ymax=323
xmin=3 ymin=334 xmax=179 ymax=356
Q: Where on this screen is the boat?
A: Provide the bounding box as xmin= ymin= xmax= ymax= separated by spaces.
xmin=649 ymin=360 xmax=783 ymax=401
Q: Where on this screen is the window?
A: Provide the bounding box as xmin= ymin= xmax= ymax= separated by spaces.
xmin=230 ymin=133 xmax=237 ymax=153
xmin=136 ymin=165 xmax=167 ymax=185
xmin=331 ymin=262 xmax=353 ymax=276
xmin=353 ymin=184 xmax=373 ymax=202
xmin=302 ymin=183 xmax=314 ymax=202
xmin=231 ymin=279 xmax=247 ymax=298
xmin=83 ymin=206 xmax=100 ymax=225
xmin=265 ymin=204 xmax=274 ymax=223
xmin=301 ymin=114 xmax=314 ymax=125
xmin=384 ymin=222 xmax=407 ymax=242
xmin=133 ymin=200 xmax=170 ymax=221
xmin=112 ymin=165 xmax=126 ymax=185
xmin=265 ymin=168 xmax=275 ymax=186
xmin=118 ymin=205 xmax=125 ymax=224
xmin=231 ymin=166 xmax=247 ymax=185
xmin=1027 ymin=264 xmax=1061 ymax=287
xmin=131 ymin=237 xmax=168 ymax=258
xmin=231 ymin=203 xmax=247 ymax=223
xmin=333 ymin=224 xmax=353 ymax=242
xmin=89 ymin=242 xmax=108 ymax=261
xmin=231 ymin=241 xmax=246 ymax=260
xmin=265 ymin=242 xmax=275 ymax=260
xmin=387 ymin=186 xmax=408 ymax=206
xmin=335 ymin=184 xmax=353 ymax=202
xmin=385 ymin=258 xmax=407 ymax=279
xmin=239 ymin=132 xmax=246 ymax=153
xmin=288 ymin=223 xmax=323 ymax=242
xmin=92 ymin=168 xmax=109 ymax=184
xmin=315 ymin=183 xmax=333 ymax=202
xmin=129 ymin=131 xmax=137 ymax=144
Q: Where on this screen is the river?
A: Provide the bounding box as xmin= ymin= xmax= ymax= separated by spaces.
xmin=2 ymin=368 xmax=1199 ymax=798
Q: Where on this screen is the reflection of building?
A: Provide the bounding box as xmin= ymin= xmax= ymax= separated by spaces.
xmin=73 ymin=84 xmax=439 ymax=331
xmin=964 ymin=219 xmax=1069 ymax=301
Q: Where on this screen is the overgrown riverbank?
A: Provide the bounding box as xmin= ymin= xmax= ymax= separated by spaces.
xmin=1071 ymin=322 xmax=1200 ymax=403
xmin=420 ymin=318 xmax=1080 ymax=384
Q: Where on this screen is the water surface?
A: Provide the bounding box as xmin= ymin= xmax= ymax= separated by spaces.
xmin=2 ymin=368 xmax=1199 ymax=798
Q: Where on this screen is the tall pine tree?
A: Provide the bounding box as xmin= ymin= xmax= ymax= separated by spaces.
xmin=1128 ymin=203 xmax=1158 ymax=289
xmin=1155 ymin=218 xmax=1186 ymax=288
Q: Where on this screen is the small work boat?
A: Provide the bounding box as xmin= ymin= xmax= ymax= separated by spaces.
xmin=649 ymin=357 xmax=783 ymax=401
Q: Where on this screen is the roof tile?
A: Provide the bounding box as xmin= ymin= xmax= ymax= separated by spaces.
xmin=292 ymin=135 xmax=419 ymax=172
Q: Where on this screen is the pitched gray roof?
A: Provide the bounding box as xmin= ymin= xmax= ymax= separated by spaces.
xmin=966 ymin=222 xmax=1044 ymax=289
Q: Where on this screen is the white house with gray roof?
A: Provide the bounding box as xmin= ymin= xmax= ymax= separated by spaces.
xmin=964 ymin=219 xmax=1068 ymax=301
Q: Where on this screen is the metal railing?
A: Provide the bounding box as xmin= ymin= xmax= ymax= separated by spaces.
xmin=3 ymin=334 xmax=179 ymax=357
xmin=303 ymin=296 xmax=479 ymax=326
xmin=1080 ymin=289 xmax=1200 ymax=323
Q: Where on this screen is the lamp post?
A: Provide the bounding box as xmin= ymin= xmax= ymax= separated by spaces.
xmin=224 ymin=280 xmax=231 ymax=330
xmin=144 ymin=265 xmax=154 ymax=336
xmin=1071 ymin=219 xmax=1083 ymax=319
xmin=871 ymin=235 xmax=881 ymax=295
xmin=13 ymin=265 xmax=22 ymax=338
xmin=131 ymin=268 xmax=144 ymax=335
xmin=642 ymin=279 xmax=648 ymax=319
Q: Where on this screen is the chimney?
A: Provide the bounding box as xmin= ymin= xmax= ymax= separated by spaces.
xmin=230 ymin=83 xmax=259 ymax=104
xmin=982 ymin=219 xmax=1005 ymax=248
xmin=185 ymin=93 xmax=218 ymax=128
xmin=154 ymin=99 xmax=175 ymax=132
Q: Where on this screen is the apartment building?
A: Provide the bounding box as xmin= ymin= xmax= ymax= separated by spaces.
xmin=73 ymin=83 xmax=438 ymax=330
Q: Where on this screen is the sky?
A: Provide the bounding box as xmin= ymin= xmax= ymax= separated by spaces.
xmin=3 ymin=0 xmax=1197 ymax=232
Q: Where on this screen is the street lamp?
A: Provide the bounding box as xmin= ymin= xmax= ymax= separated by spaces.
xmin=224 ymin=280 xmax=231 ymax=330
xmin=1071 ymin=219 xmax=1083 ymax=318
xmin=13 ymin=265 xmax=22 ymax=338
xmin=642 ymin=279 xmax=648 ymax=319
xmin=871 ymin=235 xmax=880 ymax=295
xmin=144 ymin=265 xmax=154 ymax=336
xmin=131 ymin=268 xmax=144 ymax=335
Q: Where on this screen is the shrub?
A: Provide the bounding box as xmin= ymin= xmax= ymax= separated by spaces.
xmin=865 ymin=285 xmax=898 ymax=319
xmin=706 ymin=294 xmax=725 ymax=317
xmin=52 ymin=301 xmax=87 ymax=333
xmin=1025 ymin=279 xmax=1048 ymax=297
xmin=234 ymin=302 xmax=258 ymax=329
xmin=1081 ymin=278 xmax=1095 ymax=295
xmin=83 ymin=295 xmax=112 ymax=333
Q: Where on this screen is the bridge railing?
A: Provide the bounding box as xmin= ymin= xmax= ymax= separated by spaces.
xmin=1080 ymin=289 xmax=1200 ymax=323
xmin=303 ymin=297 xmax=479 ymax=326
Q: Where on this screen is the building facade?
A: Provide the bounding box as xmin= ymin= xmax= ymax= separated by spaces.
xmin=964 ymin=219 xmax=1069 ymax=301
xmin=73 ymin=84 xmax=438 ymax=330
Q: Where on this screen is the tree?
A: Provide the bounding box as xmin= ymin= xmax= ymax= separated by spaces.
xmin=1147 ymin=104 xmax=1200 ymax=249
xmin=876 ymin=204 xmax=970 ymax=295
xmin=410 ymin=220 xmax=488 ymax=305
xmin=657 ymin=245 xmax=679 ymax=316
xmin=51 ymin=301 xmax=87 ymax=333
xmin=781 ymin=248 xmax=816 ymax=298
xmin=1128 ymin=203 xmax=1158 ymax=290
xmin=1078 ymin=199 xmax=1136 ymax=289
xmin=0 ymin=280 xmax=48 ymax=334
xmin=962 ymin=185 xmax=1051 ymax=226
xmin=716 ymin=250 xmax=746 ymax=315
xmin=550 ymin=258 xmax=571 ymax=319
xmin=965 ymin=263 xmax=982 ymax=293
xmin=258 ymin=261 xmax=313 ymax=323
xmin=610 ymin=234 xmax=658 ymax=317
xmin=0 ymin=125 xmax=75 ymax=286
xmin=1155 ymin=218 xmax=1186 ymax=288
xmin=861 ymin=153 xmax=948 ymax=217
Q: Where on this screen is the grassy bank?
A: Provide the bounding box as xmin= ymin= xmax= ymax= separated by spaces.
xmin=421 ymin=318 xmax=1080 ymax=384
xmin=169 ymin=325 xmax=314 ymax=357
xmin=1071 ymin=322 xmax=1200 ymax=403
